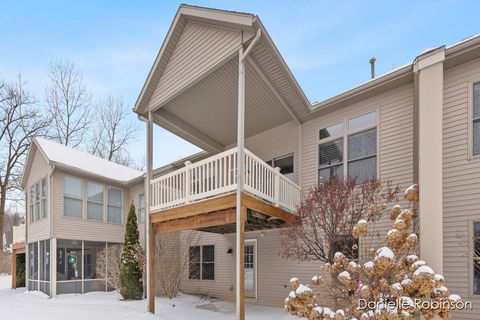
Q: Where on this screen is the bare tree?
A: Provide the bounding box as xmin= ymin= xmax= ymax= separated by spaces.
xmin=88 ymin=95 xmax=139 ymax=167
xmin=281 ymin=176 xmax=399 ymax=264
xmin=0 ymin=76 xmax=50 ymax=250
xmin=46 ymin=59 xmax=92 ymax=148
xmin=96 ymin=244 xmax=123 ymax=290
xmin=156 ymin=232 xmax=198 ymax=298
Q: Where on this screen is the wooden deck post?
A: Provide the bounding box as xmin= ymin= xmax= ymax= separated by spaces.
xmin=239 ymin=206 xmax=246 ymax=320
xmin=12 ymin=249 xmax=17 ymax=289
xmin=146 ymin=110 xmax=155 ymax=313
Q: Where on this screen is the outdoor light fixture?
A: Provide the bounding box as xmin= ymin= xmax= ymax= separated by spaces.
xmin=227 ymin=248 xmax=233 ymax=254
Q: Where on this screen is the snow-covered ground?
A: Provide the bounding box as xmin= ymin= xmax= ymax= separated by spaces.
xmin=0 ymin=275 xmax=292 ymax=320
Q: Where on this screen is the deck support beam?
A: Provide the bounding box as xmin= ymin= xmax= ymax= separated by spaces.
xmin=146 ymin=111 xmax=155 ymax=314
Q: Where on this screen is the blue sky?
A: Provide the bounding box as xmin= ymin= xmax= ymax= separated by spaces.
xmin=1 ymin=0 xmax=479 ymax=168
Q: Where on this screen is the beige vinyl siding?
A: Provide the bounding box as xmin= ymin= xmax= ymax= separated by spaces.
xmin=177 ymin=85 xmax=415 ymax=307
xmin=129 ymin=181 xmax=146 ymax=248
xmin=51 ymin=170 xmax=129 ymax=243
xmin=302 ymin=83 xmax=414 ymax=246
xmin=26 ymin=148 xmax=52 ymax=243
xmin=179 ymin=229 xmax=320 ymax=307
xmin=242 ymin=121 xmax=300 ymax=185
xmin=443 ymin=57 xmax=480 ymax=319
xmin=149 ymin=21 xmax=242 ymax=109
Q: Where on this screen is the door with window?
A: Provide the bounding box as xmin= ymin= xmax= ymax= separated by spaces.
xmin=245 ymin=240 xmax=257 ymax=298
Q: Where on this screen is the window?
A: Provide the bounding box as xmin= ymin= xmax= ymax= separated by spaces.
xmin=473 ymin=82 xmax=480 ymax=156
xmin=347 ymin=128 xmax=377 ymax=181
xmin=348 ymin=111 xmax=376 ymax=131
xmin=107 ymin=188 xmax=122 ymax=224
xmin=331 ymin=235 xmax=358 ymax=261
xmin=318 ymin=111 xmax=377 ymax=183
xmin=29 ymin=186 xmax=34 ymax=222
xmin=87 ymin=182 xmax=104 ymax=221
xmin=64 ymin=176 xmax=83 ymax=218
xmin=319 ymin=123 xmax=343 ymax=140
xmin=34 ymin=182 xmax=40 ymax=220
xmin=474 ymin=222 xmax=480 ymax=294
xmin=189 ymin=245 xmax=215 ymax=280
xmin=138 ymin=194 xmax=145 ymax=224
xmin=189 ymin=246 xmax=200 ymax=279
xmin=319 ymin=138 xmax=344 ymax=181
xmin=41 ymin=178 xmax=48 ymax=218
xmin=266 ymin=154 xmax=295 ymax=181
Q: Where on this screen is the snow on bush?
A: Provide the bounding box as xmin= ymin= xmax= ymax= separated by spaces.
xmin=284 ymin=184 xmax=461 ymax=320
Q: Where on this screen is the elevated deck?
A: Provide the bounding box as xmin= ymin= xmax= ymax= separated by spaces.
xmin=150 ymin=147 xmax=301 ymax=216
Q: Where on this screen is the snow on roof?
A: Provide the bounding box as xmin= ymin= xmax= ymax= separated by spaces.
xmin=35 ymin=138 xmax=143 ymax=184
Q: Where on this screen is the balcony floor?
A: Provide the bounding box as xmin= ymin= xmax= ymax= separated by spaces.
xmin=151 ymin=192 xmax=298 ymax=235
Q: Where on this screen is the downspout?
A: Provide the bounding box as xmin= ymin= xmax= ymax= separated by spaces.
xmin=146 ymin=111 xmax=154 ymax=313
xmin=236 ymin=27 xmax=261 ymax=320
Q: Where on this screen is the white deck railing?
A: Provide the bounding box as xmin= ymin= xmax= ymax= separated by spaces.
xmin=150 ymin=147 xmax=301 ymax=213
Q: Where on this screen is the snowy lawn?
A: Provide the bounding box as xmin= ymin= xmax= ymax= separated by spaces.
xmin=0 ymin=275 xmax=293 ymax=320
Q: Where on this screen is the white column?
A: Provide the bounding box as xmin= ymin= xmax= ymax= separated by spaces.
xmin=146 ymin=111 xmax=155 ymax=313
xmin=414 ymin=47 xmax=445 ymax=274
xmin=236 ymin=47 xmax=246 ymax=320
xmin=50 ymin=238 xmax=57 ymax=297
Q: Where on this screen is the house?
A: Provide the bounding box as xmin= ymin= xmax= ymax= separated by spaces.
xmin=21 ymin=138 xmax=145 ymax=295
xmin=11 ymin=224 xmax=26 ymax=289
xmin=21 ymin=4 xmax=480 ymax=320
xmin=133 ymin=5 xmax=480 ymax=320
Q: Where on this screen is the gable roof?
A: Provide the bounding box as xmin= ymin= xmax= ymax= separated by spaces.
xmin=21 ymin=138 xmax=143 ymax=187
xmin=133 ymin=4 xmax=312 ymax=119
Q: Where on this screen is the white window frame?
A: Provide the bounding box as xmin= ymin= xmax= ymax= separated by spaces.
xmin=138 ymin=193 xmax=145 ymax=224
xmin=34 ymin=181 xmax=40 ymax=221
xmin=63 ymin=175 xmax=84 ymax=219
xmin=188 ymin=244 xmax=215 ymax=281
xmin=468 ymin=79 xmax=480 ymax=160
xmin=29 ymin=185 xmax=35 ymax=222
xmin=87 ymin=181 xmax=105 ymax=222
xmin=40 ymin=178 xmax=48 ymax=219
xmin=265 ymin=153 xmax=295 ymax=181
xmin=107 ymin=187 xmax=123 ymax=224
xmin=317 ymin=109 xmax=379 ymax=181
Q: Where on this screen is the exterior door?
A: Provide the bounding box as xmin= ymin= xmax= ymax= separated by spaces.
xmin=245 ymin=240 xmax=257 ymax=298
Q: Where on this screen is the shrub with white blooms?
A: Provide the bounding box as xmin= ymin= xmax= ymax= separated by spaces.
xmin=285 ymin=184 xmax=461 ymax=320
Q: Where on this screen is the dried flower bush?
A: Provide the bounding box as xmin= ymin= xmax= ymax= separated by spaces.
xmin=285 ymin=184 xmax=462 ymax=320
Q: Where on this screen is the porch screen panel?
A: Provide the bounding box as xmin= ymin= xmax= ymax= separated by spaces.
xmin=39 ymin=239 xmax=50 ymax=295
xmin=28 ymin=242 xmax=38 ymax=291
xmin=84 ymin=241 xmax=107 ymax=293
